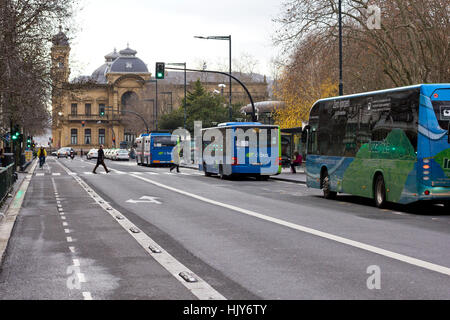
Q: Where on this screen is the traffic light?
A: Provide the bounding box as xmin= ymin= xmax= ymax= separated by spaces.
xmin=81 ymin=121 xmax=86 ymax=127
xmin=26 ymin=136 xmax=31 ymax=148
xmin=11 ymin=126 xmax=20 ymax=141
xmin=155 ymin=62 xmax=165 ymax=79
xmin=100 ymin=110 xmax=105 ymax=117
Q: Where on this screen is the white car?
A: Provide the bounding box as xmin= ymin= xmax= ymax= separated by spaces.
xmin=86 ymin=148 xmax=98 ymax=160
xmin=57 ymin=147 xmax=71 ymax=158
xmin=113 ymin=149 xmax=130 ymax=161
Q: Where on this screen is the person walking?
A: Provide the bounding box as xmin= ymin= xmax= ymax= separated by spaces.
xmin=290 ymin=151 xmax=303 ymax=174
xmin=92 ymin=145 xmax=110 ymax=174
xmin=37 ymin=146 xmax=47 ymax=168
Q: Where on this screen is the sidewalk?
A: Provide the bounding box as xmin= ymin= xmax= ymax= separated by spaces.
xmin=179 ymin=162 xmax=306 ymax=184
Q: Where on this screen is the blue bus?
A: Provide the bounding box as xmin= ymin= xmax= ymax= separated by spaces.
xmin=199 ymin=122 xmax=281 ymax=180
xmin=303 ymin=84 xmax=450 ymax=208
xmin=135 ymin=132 xmax=179 ymax=166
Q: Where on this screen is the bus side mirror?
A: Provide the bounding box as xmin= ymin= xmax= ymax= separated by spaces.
xmin=301 ymin=125 xmax=310 ymax=143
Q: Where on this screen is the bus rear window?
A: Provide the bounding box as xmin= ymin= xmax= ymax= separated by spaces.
xmin=153 ymin=136 xmax=177 ymax=147
xmin=432 ymin=101 xmax=450 ymax=129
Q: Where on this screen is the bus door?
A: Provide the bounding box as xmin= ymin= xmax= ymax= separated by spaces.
xmin=429 ymin=88 xmax=450 ymax=187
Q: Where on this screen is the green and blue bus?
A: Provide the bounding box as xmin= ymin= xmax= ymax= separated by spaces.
xmin=303 ymin=84 xmax=450 ymax=208
xmin=200 ymin=122 xmax=282 ymax=180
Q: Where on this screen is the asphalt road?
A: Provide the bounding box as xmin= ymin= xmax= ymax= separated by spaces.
xmin=0 ymin=156 xmax=449 ymax=299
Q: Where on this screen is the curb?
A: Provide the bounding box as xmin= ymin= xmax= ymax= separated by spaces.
xmin=0 ymin=159 xmax=38 ymax=266
xmin=270 ymin=176 xmax=307 ymax=185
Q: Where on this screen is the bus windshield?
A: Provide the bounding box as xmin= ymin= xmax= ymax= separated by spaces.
xmin=153 ymin=136 xmax=177 ymax=147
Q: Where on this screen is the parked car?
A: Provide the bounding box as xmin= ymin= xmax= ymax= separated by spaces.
xmin=113 ymin=149 xmax=130 ymax=161
xmin=57 ymin=147 xmax=71 ymax=158
xmin=86 ymin=148 xmax=98 ymax=160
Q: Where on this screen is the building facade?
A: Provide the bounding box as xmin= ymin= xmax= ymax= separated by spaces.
xmin=51 ymin=30 xmax=270 ymax=151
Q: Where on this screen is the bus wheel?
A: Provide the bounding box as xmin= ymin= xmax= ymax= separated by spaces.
xmin=203 ymin=163 xmax=212 ymax=177
xmin=374 ymin=174 xmax=386 ymax=208
xmin=322 ymin=173 xmax=337 ymax=199
xmin=443 ymin=201 xmax=450 ymax=210
xmin=257 ymin=175 xmax=269 ymax=181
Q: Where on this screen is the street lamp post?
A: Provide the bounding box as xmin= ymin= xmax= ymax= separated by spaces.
xmin=145 ymin=80 xmax=158 ymax=131
xmin=167 ymin=62 xmax=186 ymax=129
xmin=194 ymin=35 xmax=232 ymax=121
xmin=143 ymin=99 xmax=155 ymax=130
xmin=338 ymin=0 xmax=343 ymax=96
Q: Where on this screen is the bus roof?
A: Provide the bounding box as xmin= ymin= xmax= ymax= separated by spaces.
xmin=313 ymin=84 xmax=450 ymax=105
xmin=218 ymin=122 xmax=263 ymax=126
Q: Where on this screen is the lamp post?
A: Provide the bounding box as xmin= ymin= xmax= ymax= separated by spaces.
xmin=194 ymin=35 xmax=232 ymax=121
xmin=338 ymin=0 xmax=343 ymax=96
xmin=167 ymin=62 xmax=187 ymax=129
xmin=143 ymin=98 xmax=155 ymax=130
xmin=145 ymin=80 xmax=158 ymax=130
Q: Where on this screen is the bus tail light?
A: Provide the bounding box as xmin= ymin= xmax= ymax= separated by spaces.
xmin=232 ymin=157 xmax=238 ymax=166
xmin=423 ymin=164 xmax=430 ymax=169
xmin=424 ymin=190 xmax=430 ymax=195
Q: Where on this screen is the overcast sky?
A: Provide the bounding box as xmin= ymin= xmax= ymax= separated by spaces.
xmin=69 ymin=0 xmax=284 ymax=80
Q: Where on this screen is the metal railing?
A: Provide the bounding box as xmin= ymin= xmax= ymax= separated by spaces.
xmin=0 ymin=163 xmax=15 ymax=205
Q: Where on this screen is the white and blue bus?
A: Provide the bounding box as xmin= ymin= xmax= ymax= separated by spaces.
xmin=135 ymin=132 xmax=179 ymax=166
xmin=199 ymin=122 xmax=281 ymax=180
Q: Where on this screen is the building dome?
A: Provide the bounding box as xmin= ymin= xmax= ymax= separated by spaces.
xmin=104 ymin=48 xmax=119 ymax=62
xmin=109 ymin=46 xmax=149 ymax=73
xmin=91 ymin=64 xmax=108 ymax=84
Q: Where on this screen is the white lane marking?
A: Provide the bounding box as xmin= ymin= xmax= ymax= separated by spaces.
xmin=52 ymin=173 xmax=61 ymax=176
xmin=55 ymin=160 xmax=225 ymax=300
xmin=66 ymin=237 xmax=73 ymax=242
xmin=61 ymin=216 xmax=66 ymax=220
xmin=73 ymin=259 xmax=80 ymax=267
xmin=69 ymin=246 xmax=75 ymax=253
xmin=36 ymin=173 xmax=44 ymax=177
xmin=83 ymin=172 xmax=93 ymax=175
xmin=64 ymin=229 xmax=70 ymax=234
xmin=60 ymin=212 xmax=64 ymax=216
xmin=145 ymin=172 xmax=159 ymax=175
xmin=62 ymin=222 xmax=68 ymax=227
xmin=82 ymin=292 xmax=93 ymax=300
xmin=129 ymin=173 xmax=450 ymax=277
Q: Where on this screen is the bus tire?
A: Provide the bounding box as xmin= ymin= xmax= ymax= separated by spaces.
xmin=322 ymin=172 xmax=337 ymax=199
xmin=257 ymin=175 xmax=269 ymax=181
xmin=374 ymin=174 xmax=386 ymax=208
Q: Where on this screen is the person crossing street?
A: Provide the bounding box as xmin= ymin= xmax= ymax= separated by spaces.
xmin=92 ymin=145 xmax=110 ymax=174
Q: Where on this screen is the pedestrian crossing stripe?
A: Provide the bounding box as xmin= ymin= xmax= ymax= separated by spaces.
xmin=34 ymin=171 xmax=202 ymax=177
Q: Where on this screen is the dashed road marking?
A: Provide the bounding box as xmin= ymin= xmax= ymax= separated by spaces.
xmin=56 ymin=160 xmax=226 ymax=300
xmin=66 ymin=237 xmax=73 ymax=242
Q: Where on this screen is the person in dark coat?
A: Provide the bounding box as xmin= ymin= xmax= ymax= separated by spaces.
xmin=290 ymin=151 xmax=303 ymax=174
xmin=92 ymin=145 xmax=110 ymax=174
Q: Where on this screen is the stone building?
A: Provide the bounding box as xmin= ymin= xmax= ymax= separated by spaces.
xmin=51 ymin=30 xmax=270 ymax=151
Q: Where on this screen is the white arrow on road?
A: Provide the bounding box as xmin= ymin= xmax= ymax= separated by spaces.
xmin=126 ymin=196 xmax=162 ymax=204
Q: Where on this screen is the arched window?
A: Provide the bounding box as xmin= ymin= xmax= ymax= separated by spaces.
xmin=121 ymin=91 xmax=139 ymax=111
